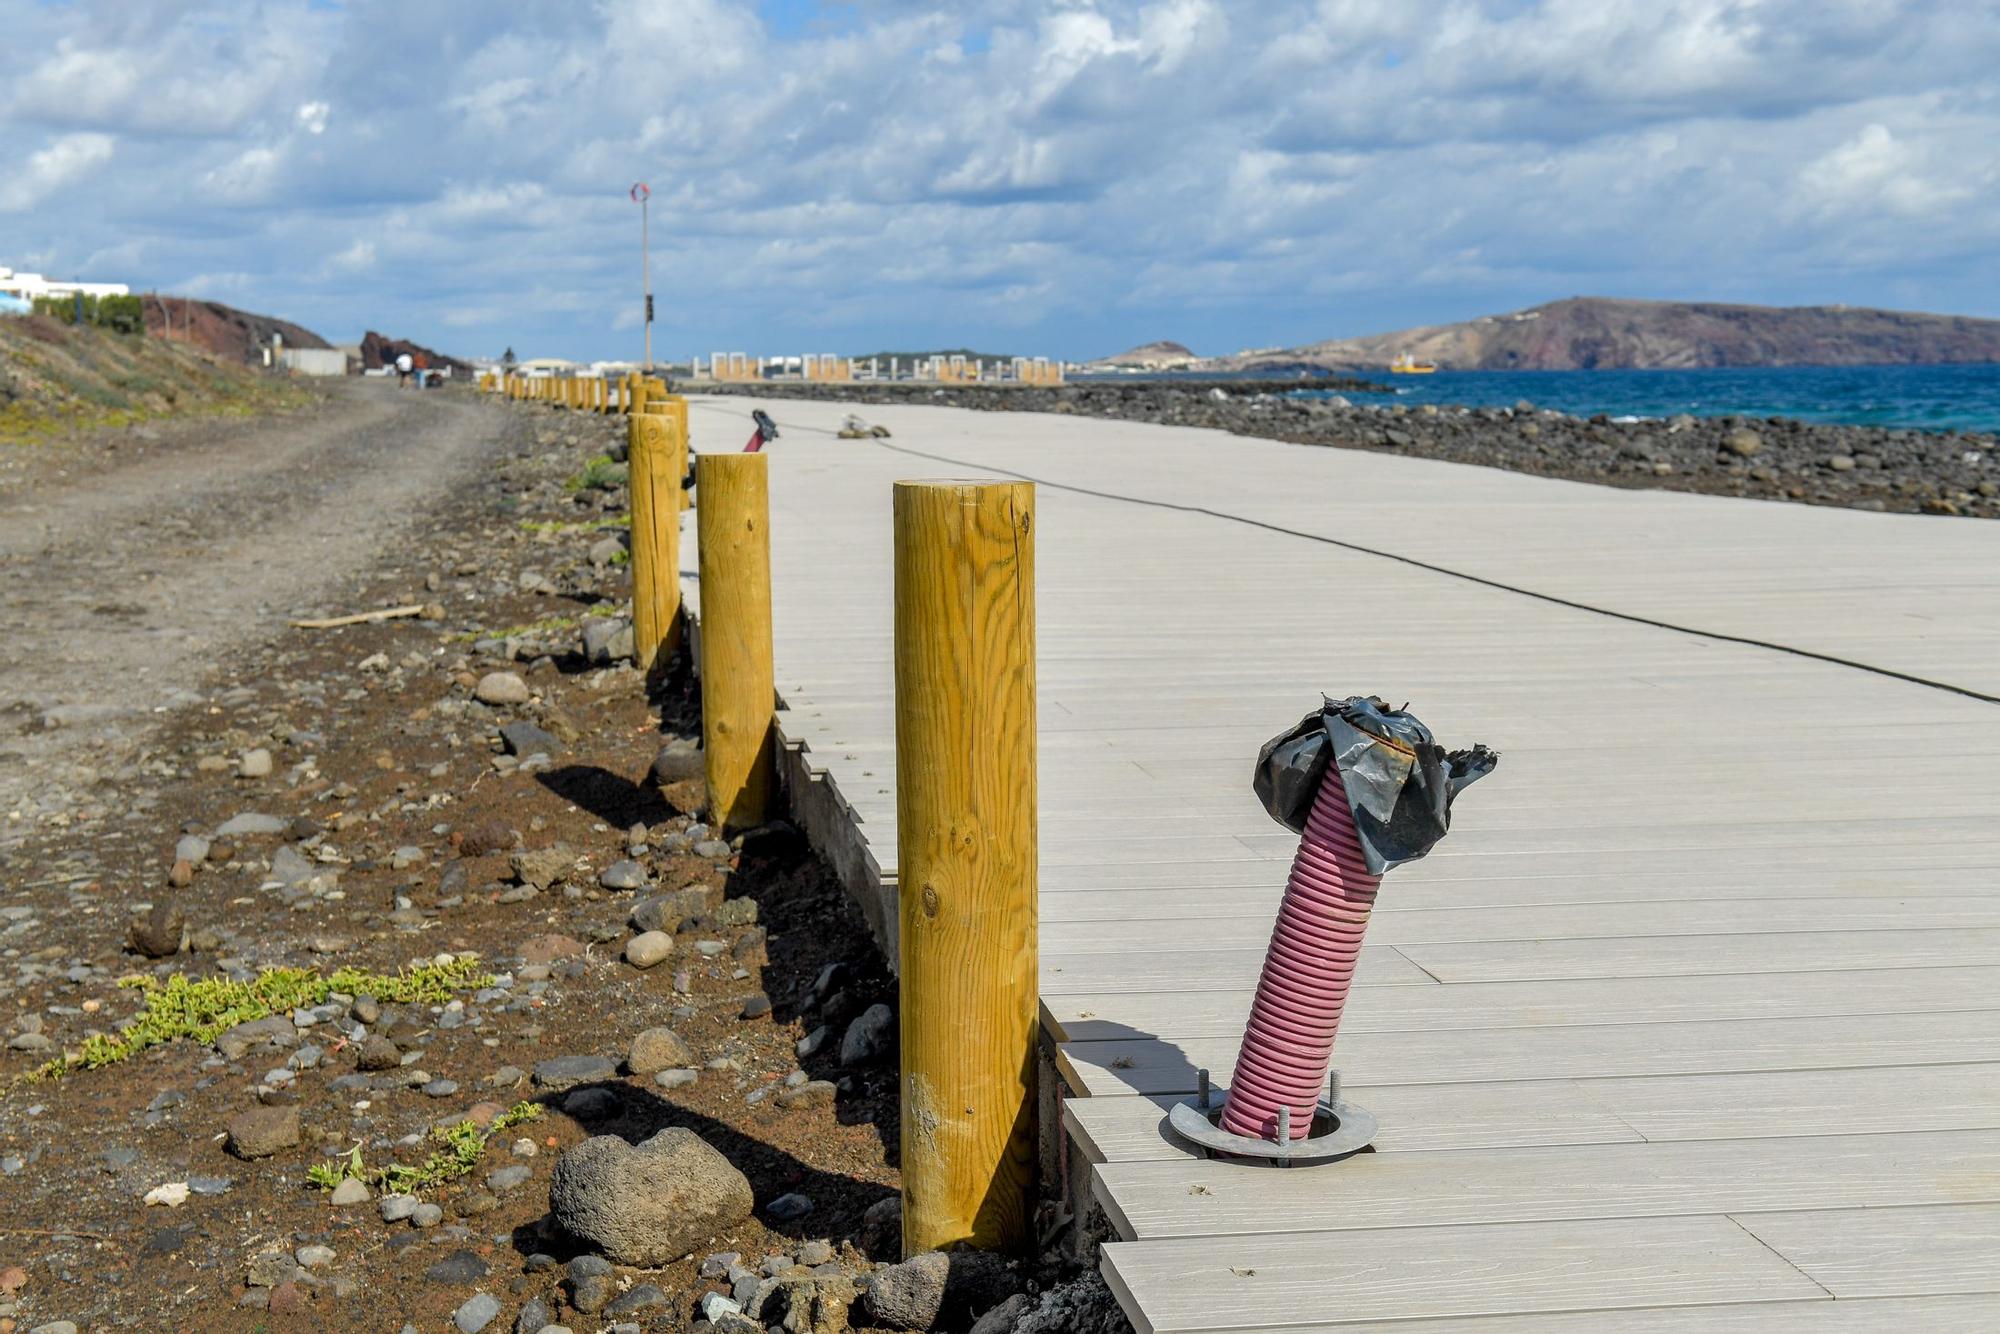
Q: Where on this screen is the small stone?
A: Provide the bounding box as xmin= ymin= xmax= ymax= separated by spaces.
xmin=215 ymin=812 xmax=287 ymax=837
xmin=355 ymin=1035 xmax=401 ymax=1071
xmin=411 ymin=1202 xmax=444 ymax=1228
xmin=454 ymin=1292 xmax=502 ymax=1333
xmin=693 ymin=838 xmax=733 ymax=860
xmin=777 ymin=1080 xmax=837 ymax=1109
xmin=129 ymin=901 xmax=186 ymax=958
xmin=604 ymin=1284 xmax=666 ymax=1317
xmin=569 ymin=1273 xmax=615 ymax=1314
xmin=624 ymin=931 xmax=673 ymax=968
xmin=226 ymin=1104 xmax=300 ymax=1159
xmin=329 ymin=1177 xmax=372 ymax=1205
xmin=239 ymin=748 xmax=274 ymax=778
xmin=175 ymin=833 xmax=211 ymax=864
xmin=499 ymin=720 xmax=561 ymax=757
xmin=1828 ymin=454 xmax=1857 ymax=472
xmin=740 ymin=993 xmax=771 ymax=1019
xmin=379 ymin=1193 xmax=420 ymax=1222
xmin=475 ymin=672 xmax=531 ymax=705
xmin=533 ymin=1053 xmax=617 ymax=1090
xmin=626 ymin=1027 xmax=692 ymax=1076
xmin=597 ymin=860 xmax=646 ymax=891
xmin=510 ymin=844 xmax=576 ymax=889
xmin=650 ymin=741 xmax=703 ymax=786
xmin=486 ymin=1164 xmax=532 ymax=1192
xmin=514 ymin=1297 xmax=554 ymax=1334
xmin=654 ymin=1068 xmax=698 ymax=1090
xmin=566 ymin=1255 xmax=612 ymax=1281
xmin=840 ymin=1003 xmax=895 ymax=1066
xmin=143 ymin=1181 xmax=191 ymax=1207
xmin=167 ymin=858 xmax=194 ymax=887
xmin=1723 ymin=427 xmax=1762 ymax=457
xmin=798 ymin=1240 xmax=834 ymax=1266
xmin=423 ymin=1078 xmax=461 ymax=1098
xmin=295 ymin=1244 xmax=336 ymax=1269
xmin=767 ymin=1192 xmax=813 ymax=1222
xmin=426 ymin=1250 xmax=490 ymax=1283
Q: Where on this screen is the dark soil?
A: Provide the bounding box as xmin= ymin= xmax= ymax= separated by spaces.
xmin=0 ymin=391 xmax=911 ymax=1331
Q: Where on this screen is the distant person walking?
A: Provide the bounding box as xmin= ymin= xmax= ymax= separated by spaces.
xmin=395 ymin=351 xmax=413 ymax=388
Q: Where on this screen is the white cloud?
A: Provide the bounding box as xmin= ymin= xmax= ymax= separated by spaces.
xmin=0 ymin=133 xmax=116 ymax=213
xmin=0 ymin=1 xmax=1996 ymax=359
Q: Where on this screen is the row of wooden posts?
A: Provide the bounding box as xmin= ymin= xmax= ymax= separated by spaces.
xmin=487 ymin=372 xmax=1041 ymax=1259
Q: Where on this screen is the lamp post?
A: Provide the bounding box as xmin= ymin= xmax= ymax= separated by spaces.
xmin=631 ymin=182 xmax=652 ymax=371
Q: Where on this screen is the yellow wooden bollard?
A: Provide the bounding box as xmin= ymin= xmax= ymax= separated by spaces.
xmin=695 ymin=452 xmax=775 ymax=832
xmin=628 ymin=410 xmax=682 ymax=677
xmin=631 ymin=373 xmax=649 ymax=417
xmin=893 ymin=479 xmax=1038 ymax=1257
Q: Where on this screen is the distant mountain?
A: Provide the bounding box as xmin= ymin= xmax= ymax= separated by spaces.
xmin=1202 ymin=298 xmax=2000 ymax=372
xmin=1085 ymin=340 xmax=1199 ymax=371
xmin=141 ymin=297 xmax=330 ymax=364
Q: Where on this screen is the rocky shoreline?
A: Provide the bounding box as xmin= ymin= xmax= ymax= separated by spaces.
xmin=702 ymin=379 xmax=2000 ymax=519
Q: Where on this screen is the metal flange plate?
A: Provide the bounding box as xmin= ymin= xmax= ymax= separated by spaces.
xmin=1166 ymin=1089 xmax=1378 ymax=1164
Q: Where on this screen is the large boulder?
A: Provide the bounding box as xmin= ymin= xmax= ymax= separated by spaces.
xmin=548 ymin=1128 xmax=753 ymax=1266
xmin=865 ymin=1251 xmax=1020 ymax=1332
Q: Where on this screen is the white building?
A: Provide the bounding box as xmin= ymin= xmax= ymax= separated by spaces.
xmin=0 ymin=266 xmax=130 ymax=300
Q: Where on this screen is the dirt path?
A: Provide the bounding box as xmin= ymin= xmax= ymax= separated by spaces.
xmin=0 ymin=382 xmax=513 ymax=845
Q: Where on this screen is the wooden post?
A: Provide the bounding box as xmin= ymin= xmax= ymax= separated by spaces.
xmin=695 ymin=452 xmax=775 ymax=832
xmin=631 ymin=373 xmax=649 ymax=417
xmin=893 ymin=479 xmax=1037 ymax=1257
xmin=628 ymin=409 xmax=683 ymax=677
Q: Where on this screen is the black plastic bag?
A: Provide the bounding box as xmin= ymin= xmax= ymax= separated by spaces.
xmin=1254 ymin=695 xmax=1497 ymax=876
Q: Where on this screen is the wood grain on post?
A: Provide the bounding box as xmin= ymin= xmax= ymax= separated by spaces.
xmin=627 ymin=410 xmax=682 ymax=676
xmin=893 ymin=479 xmax=1038 ymax=1256
xmin=695 ymin=452 xmax=775 ymax=832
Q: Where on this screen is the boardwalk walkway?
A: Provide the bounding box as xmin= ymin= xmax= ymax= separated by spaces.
xmin=684 ymin=394 xmax=2000 ymax=1332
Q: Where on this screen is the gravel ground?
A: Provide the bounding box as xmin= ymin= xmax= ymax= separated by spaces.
xmin=0 ymin=385 xmax=1104 ymax=1332
xmin=707 ymin=378 xmax=2000 ymax=519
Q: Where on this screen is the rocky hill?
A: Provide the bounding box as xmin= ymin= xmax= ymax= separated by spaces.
xmin=140 ymin=296 xmax=331 ymax=364
xmin=1206 ymin=298 xmax=2000 ymax=372
xmin=0 ymin=313 xmax=313 ymax=443
xmin=360 ymin=330 xmax=470 ymax=373
xmin=1085 ymin=339 xmax=1199 ymax=371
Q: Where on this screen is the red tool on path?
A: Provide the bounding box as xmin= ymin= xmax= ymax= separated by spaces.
xmin=743 ymin=410 xmax=779 ymax=453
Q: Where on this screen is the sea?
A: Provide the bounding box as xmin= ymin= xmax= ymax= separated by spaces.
xmin=1095 ymin=364 xmax=2000 ymax=435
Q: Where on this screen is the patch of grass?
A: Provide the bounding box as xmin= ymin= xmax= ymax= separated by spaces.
xmin=451 ymin=613 xmax=579 ymax=644
xmin=308 ymin=1101 xmax=544 ymax=1196
xmin=518 ymin=517 xmax=629 ymax=535
xmin=563 ymin=454 xmax=628 ymax=493
xmin=28 ymin=957 xmax=492 ymax=1080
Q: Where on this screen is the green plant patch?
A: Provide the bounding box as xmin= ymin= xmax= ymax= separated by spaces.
xmin=308 ymin=1101 xmax=544 ymax=1196
xmin=564 ymin=454 xmax=629 ymax=493
xmin=27 ymin=957 xmax=492 ymax=1080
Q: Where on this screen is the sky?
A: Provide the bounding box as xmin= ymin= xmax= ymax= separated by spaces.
xmin=4 ymin=0 xmax=1998 ymax=363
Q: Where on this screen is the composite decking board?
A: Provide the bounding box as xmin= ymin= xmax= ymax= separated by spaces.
xmin=1098 ymin=1216 xmax=1827 ymax=1331
xmin=682 ymin=395 xmax=2000 ymax=1331
xmin=1091 ymin=1129 xmax=2000 ymax=1240
xmin=1735 ymin=1203 xmax=2000 ymax=1299
xmin=1040 ymin=965 xmax=2000 ymax=1041
xmin=1055 ymin=1009 xmax=2000 ymax=1096
xmin=1063 ymin=1064 xmax=2000 ymax=1162
xmin=1396 ymin=928 xmax=2000 ymax=981
xmin=1168 ymin=1294 xmax=2000 ymax=1334
xmin=1041 ymin=897 xmax=2000 ymax=949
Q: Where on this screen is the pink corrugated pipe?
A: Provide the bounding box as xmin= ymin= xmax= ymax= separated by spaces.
xmin=1219 ymin=762 xmax=1378 ymax=1142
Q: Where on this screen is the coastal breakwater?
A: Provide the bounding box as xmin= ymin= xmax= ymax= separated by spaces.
xmin=707 ymin=379 xmax=2000 ymax=520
